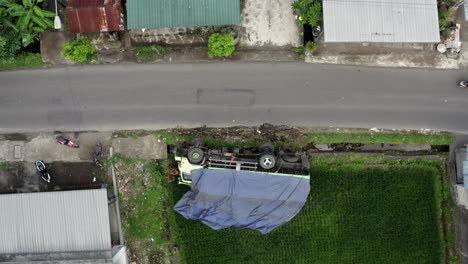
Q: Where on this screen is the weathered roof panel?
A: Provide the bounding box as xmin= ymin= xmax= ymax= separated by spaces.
xmin=126 ymin=0 xmax=240 ymax=29
xmin=0 ymin=189 xmax=111 ymax=254
xmin=323 ymin=0 xmax=440 ymax=43
xmin=67 ymin=0 xmax=121 ymax=33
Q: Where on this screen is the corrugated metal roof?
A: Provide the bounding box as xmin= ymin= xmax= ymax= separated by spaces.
xmin=0 ymin=189 xmax=111 ymax=254
xmin=323 ymin=0 xmax=440 ymax=43
xmin=464 ymin=160 xmax=468 ymax=189
xmin=464 ymin=1 xmax=468 ymax=21
xmin=67 ymin=0 xmax=121 ymax=33
xmin=68 ymin=0 xmax=118 ymax=8
xmin=126 ymin=0 xmax=240 ymax=29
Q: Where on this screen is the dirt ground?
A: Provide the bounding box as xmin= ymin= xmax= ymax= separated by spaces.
xmin=168 ymin=123 xmax=305 ymax=144
xmin=0 ymin=161 xmax=106 ymax=194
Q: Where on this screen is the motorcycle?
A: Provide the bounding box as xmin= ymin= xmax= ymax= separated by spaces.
xmin=56 ymin=135 xmax=79 ymax=148
xmin=459 ymin=81 xmax=468 ymax=88
xmin=35 ymin=160 xmax=52 ymax=183
xmin=93 ymin=142 xmax=102 ymax=165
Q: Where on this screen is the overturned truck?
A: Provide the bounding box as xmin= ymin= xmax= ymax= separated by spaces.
xmin=171 ymin=140 xmax=311 ymax=234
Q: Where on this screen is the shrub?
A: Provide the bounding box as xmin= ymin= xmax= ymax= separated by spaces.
xmin=438 ymin=7 xmax=453 ymax=28
xmin=445 ymin=0 xmax=457 ymax=7
xmin=292 ymin=0 xmax=322 ymax=27
xmin=62 ymin=39 xmax=95 ymax=64
xmin=292 ymin=46 xmax=305 ymax=59
xmin=0 ymin=31 xmax=21 ymax=59
xmin=208 ymin=33 xmax=235 ymax=57
xmin=0 ymin=52 xmax=44 ymax=70
xmin=131 ymin=45 xmax=172 ymax=62
xmin=306 ymin=41 xmax=317 ymax=52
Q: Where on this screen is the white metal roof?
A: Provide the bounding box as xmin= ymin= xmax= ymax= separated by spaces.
xmin=0 ymin=189 xmax=111 ymax=254
xmin=323 ymin=0 xmax=440 ymax=43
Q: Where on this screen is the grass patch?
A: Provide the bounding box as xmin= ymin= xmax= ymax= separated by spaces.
xmin=152 ymin=130 xmax=193 ymax=145
xmin=292 ymin=46 xmax=305 ymax=59
xmin=169 ymin=157 xmax=454 ymax=264
xmin=203 ymin=138 xmax=256 ymax=149
xmin=115 ymin=130 xmax=143 ymax=139
xmin=113 ymin=154 xmax=173 ymax=263
xmin=0 ymin=162 xmax=8 ymax=170
xmin=0 ymin=53 xmax=45 ymax=71
xmin=132 ymin=45 xmax=172 ymax=62
xmin=301 ymin=131 xmax=454 ymax=145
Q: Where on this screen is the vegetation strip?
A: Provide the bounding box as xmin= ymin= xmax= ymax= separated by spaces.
xmin=0 ymin=53 xmax=44 ymax=71
xmin=303 ymin=131 xmax=454 ymax=145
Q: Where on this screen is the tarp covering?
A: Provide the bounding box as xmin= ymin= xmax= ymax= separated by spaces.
xmin=174 ymin=169 xmax=310 ymax=234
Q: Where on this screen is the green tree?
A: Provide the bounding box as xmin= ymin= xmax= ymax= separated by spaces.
xmin=0 ymin=0 xmax=55 ymax=47
xmin=292 ymin=0 xmax=322 ymax=27
xmin=208 ymin=33 xmax=235 ymax=57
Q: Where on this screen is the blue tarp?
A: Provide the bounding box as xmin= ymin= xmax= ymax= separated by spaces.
xmin=174 ymin=169 xmax=310 ymax=234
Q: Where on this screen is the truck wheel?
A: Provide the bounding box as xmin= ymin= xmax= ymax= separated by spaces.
xmin=259 ymin=154 xmax=276 ymax=170
xmin=282 ymin=153 xmax=299 ymax=163
xmin=258 ymin=143 xmax=275 ymax=153
xmin=191 ymin=138 xmax=206 ymax=147
xmin=188 ymin=148 xmax=204 ymax=164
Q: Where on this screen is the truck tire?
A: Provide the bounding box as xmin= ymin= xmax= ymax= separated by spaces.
xmin=258 ymin=142 xmax=275 ymax=153
xmin=259 ymin=154 xmax=276 ymax=170
xmin=188 ymin=148 xmax=204 ymax=164
xmin=282 ymin=153 xmax=299 ymax=163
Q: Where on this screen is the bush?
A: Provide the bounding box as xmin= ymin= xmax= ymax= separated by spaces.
xmin=62 ymin=39 xmax=95 ymax=64
xmin=131 ymin=45 xmax=172 ymax=62
xmin=306 ymin=41 xmax=317 ymax=52
xmin=208 ymin=33 xmax=235 ymax=57
xmin=292 ymin=46 xmax=305 ymax=59
xmin=0 ymin=31 xmax=21 ymax=59
xmin=292 ymin=0 xmax=322 ymax=27
xmin=438 ymin=7 xmax=453 ymax=28
xmin=0 ymin=52 xmax=44 ymax=70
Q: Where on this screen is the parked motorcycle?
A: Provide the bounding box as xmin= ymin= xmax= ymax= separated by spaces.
xmin=56 ymin=135 xmax=79 ymax=148
xmin=93 ymin=142 xmax=102 ymax=165
xmin=459 ymin=80 xmax=468 ymax=88
xmin=35 ymin=160 xmax=52 ymax=183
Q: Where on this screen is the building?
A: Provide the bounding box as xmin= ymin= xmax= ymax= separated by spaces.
xmin=67 ymin=0 xmax=121 ymax=33
xmin=126 ymin=0 xmax=241 ymax=29
xmin=323 ymin=0 xmax=440 ymax=43
xmin=0 ymin=189 xmax=126 ymax=264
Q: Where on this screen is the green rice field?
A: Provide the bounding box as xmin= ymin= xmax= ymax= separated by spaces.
xmin=169 ymin=157 xmax=453 ymax=264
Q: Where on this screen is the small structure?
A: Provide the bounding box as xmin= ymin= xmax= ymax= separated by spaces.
xmin=464 ymin=145 xmax=468 ymax=188
xmin=126 ymin=0 xmax=241 ymax=29
xmin=0 ymin=189 xmax=126 ymax=263
xmin=67 ymin=0 xmax=121 ymax=33
xmin=444 ymin=24 xmax=462 ymax=56
xmin=455 ymin=145 xmax=468 ymax=210
xmin=323 ymin=0 xmax=440 ymax=43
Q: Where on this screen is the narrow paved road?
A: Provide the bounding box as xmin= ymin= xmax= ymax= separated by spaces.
xmin=1 ymin=62 xmax=468 ymax=133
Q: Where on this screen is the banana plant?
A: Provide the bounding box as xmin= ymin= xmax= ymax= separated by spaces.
xmin=0 ymin=0 xmax=55 ymax=47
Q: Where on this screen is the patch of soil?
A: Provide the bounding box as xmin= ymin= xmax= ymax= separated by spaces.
xmin=330 ymin=143 xmax=364 ymax=151
xmin=127 ymin=240 xmax=167 ymax=264
xmin=0 ymin=162 xmax=39 ymax=194
xmin=0 ymin=133 xmax=28 ymax=141
xmin=168 ymin=123 xmax=306 ymax=146
xmin=48 ymin=162 xmax=104 ymax=189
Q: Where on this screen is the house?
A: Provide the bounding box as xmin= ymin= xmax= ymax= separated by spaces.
xmin=322 ymin=0 xmax=440 ymax=43
xmin=0 ymin=189 xmax=127 ymax=264
xmin=126 ymin=0 xmax=241 ymax=29
xmin=67 ymin=0 xmax=121 ymax=34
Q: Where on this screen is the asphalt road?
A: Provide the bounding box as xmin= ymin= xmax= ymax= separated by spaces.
xmin=1 ymin=62 xmax=468 ymax=133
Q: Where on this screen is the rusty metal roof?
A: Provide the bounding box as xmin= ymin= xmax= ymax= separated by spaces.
xmin=126 ymin=0 xmax=240 ymax=29
xmin=67 ymin=0 xmax=121 ymax=33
